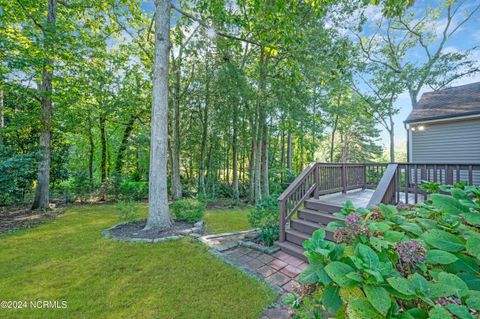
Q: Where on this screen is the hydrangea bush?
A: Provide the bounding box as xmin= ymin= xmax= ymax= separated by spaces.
xmin=285 ymin=184 xmax=480 ymax=319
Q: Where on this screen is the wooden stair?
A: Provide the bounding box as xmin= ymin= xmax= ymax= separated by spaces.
xmin=276 ymin=199 xmax=343 ymax=261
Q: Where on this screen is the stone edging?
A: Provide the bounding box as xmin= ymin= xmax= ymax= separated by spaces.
xmin=238 ymin=240 xmax=280 ymax=255
xmin=101 ymin=220 xmax=204 ymax=243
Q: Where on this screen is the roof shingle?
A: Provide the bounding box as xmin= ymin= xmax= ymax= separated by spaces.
xmin=405 ymin=82 xmax=480 ymax=123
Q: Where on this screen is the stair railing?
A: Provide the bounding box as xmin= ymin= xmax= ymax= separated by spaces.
xmin=278 ymin=163 xmax=318 ymax=241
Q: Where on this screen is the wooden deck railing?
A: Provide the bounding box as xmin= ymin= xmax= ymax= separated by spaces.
xmin=278 ymin=162 xmax=480 ymax=242
xmin=278 ymin=162 xmax=387 ymax=241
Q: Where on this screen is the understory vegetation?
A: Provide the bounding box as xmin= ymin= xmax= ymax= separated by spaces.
xmin=286 ymin=184 xmax=480 ymax=318
xmin=0 ymin=205 xmax=275 ymax=319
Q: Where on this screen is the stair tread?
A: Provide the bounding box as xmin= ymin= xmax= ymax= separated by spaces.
xmin=286 ymin=229 xmax=311 ymax=240
xmin=276 ymin=241 xmax=305 ymax=255
xmin=299 ymin=208 xmax=344 ymax=221
xmin=292 ymin=219 xmax=321 ymax=227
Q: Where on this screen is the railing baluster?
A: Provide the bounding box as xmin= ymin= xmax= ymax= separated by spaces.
xmin=469 ymin=165 xmax=473 ymax=185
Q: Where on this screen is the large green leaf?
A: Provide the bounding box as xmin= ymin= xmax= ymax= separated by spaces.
xmin=363 ymin=285 xmax=391 ymax=316
xmin=445 ymin=304 xmax=475 ymax=319
xmin=463 ymin=213 xmax=480 ymax=226
xmin=346 ymin=299 xmax=383 ymax=319
xmin=324 ymin=262 xmax=358 ymax=288
xmin=466 ymin=237 xmax=480 ymax=259
xmin=431 ymin=194 xmax=470 ymax=215
xmin=428 ymin=305 xmax=453 ymax=319
xmin=387 ymin=277 xmax=415 ymax=296
xmin=425 ymin=250 xmax=458 ymax=265
xmin=356 ymin=244 xmax=380 ymax=269
xmin=438 ymin=272 xmax=469 ymax=297
xmin=422 ymin=229 xmax=465 ymax=252
xmin=322 ymin=285 xmax=343 ymax=314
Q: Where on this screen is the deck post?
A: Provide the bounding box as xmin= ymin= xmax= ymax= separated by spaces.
xmin=362 ymin=163 xmax=367 ymax=190
xmin=279 ymin=200 xmax=286 ymax=242
xmin=341 ymin=163 xmax=347 ymax=194
xmin=314 ymin=164 xmax=320 ymax=198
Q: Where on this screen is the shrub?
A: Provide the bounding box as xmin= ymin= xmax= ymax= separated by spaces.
xmin=116 ymin=200 xmax=139 ymax=223
xmin=248 ymin=197 xmax=279 ymax=246
xmin=171 ymin=198 xmax=205 ymax=224
xmin=118 ymin=181 xmax=148 ymax=201
xmin=285 ymin=184 xmax=480 ymax=318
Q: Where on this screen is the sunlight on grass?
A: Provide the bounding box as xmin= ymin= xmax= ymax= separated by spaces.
xmin=0 ymin=204 xmax=274 ymax=319
xmin=204 ymin=207 xmax=253 ymax=234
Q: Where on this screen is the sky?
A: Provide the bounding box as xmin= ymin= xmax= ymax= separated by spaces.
xmin=361 ymin=0 xmax=480 ymax=149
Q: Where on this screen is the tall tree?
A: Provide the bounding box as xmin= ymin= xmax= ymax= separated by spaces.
xmin=145 ymin=0 xmax=172 ymax=230
xmin=31 ymin=0 xmax=57 ymax=210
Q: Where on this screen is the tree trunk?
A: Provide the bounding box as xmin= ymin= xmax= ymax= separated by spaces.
xmin=232 ymin=103 xmax=239 ymax=198
xmin=145 ymin=0 xmax=172 ymax=230
xmin=330 ymin=114 xmax=339 ymax=163
xmin=389 ymin=114 xmax=395 ymax=163
xmin=0 ymin=85 xmax=4 ymax=146
xmin=32 ymin=0 xmax=56 ymax=210
xmin=115 ymin=114 xmax=136 ymax=175
xmin=99 ymin=113 xmax=107 ymax=183
xmin=88 ymin=124 xmax=94 ymax=184
xmin=199 ymin=64 xmax=210 ymax=196
xmin=261 ymin=119 xmax=269 ymax=198
xmin=171 ymin=54 xmax=182 ymax=199
xmin=287 ymin=130 xmax=292 ymax=170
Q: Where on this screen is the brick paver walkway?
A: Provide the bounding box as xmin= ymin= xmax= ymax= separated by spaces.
xmin=199 ymin=231 xmax=307 ymax=319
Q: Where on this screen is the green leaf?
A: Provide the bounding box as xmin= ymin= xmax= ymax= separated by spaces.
xmin=466 ymin=292 xmax=480 ymax=310
xmin=445 ymin=304 xmax=475 ymax=319
xmin=363 ymin=285 xmax=391 ymax=316
xmin=400 ymin=223 xmax=423 ymax=236
xmin=356 ymin=244 xmax=379 ymax=269
xmin=324 ymin=262 xmax=357 ymax=288
xmin=431 ymin=194 xmax=470 ymax=215
xmin=346 ymin=272 xmax=364 ymax=282
xmin=466 ymin=237 xmax=480 ymax=258
xmin=463 ymin=213 xmax=480 ymax=225
xmin=368 ymin=222 xmax=390 ymax=232
xmin=384 ymin=230 xmax=405 ymax=243
xmin=387 ymin=277 xmax=415 ymax=296
xmin=379 ymin=204 xmax=397 ymax=219
xmin=446 ymin=254 xmax=480 ymax=275
xmin=423 ymin=229 xmax=465 ymax=252
xmin=322 ymin=285 xmax=343 ymax=314
xmin=438 ymin=272 xmax=469 ymax=297
xmin=370 ymin=237 xmax=390 ymax=251
xmin=298 ymin=265 xmax=320 ymax=284
xmin=428 ymin=305 xmax=453 ymax=319
xmin=346 ymin=299 xmax=383 ymax=319
xmin=425 ymin=250 xmax=459 ymax=265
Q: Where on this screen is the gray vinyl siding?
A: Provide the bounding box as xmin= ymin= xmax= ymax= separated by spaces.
xmin=411 ymin=118 xmax=480 ymax=163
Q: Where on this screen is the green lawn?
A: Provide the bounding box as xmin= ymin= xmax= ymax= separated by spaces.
xmin=0 ymin=205 xmax=274 ymax=319
xmin=204 ymin=207 xmax=252 ymax=234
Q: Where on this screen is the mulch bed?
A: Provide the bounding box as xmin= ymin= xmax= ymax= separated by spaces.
xmin=0 ymin=207 xmax=65 ymax=234
xmin=109 ymin=220 xmax=194 ymax=240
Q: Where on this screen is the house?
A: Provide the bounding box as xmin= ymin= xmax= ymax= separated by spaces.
xmin=405 ymin=82 xmax=480 ymax=163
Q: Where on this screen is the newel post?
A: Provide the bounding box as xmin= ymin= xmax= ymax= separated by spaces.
xmin=341 ymin=163 xmax=347 ymax=194
xmin=279 ymin=199 xmax=286 ymax=242
xmin=314 ymin=163 xmax=320 ymax=199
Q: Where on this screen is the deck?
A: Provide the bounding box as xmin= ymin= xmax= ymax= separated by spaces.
xmin=315 ymin=188 xmax=425 ymax=208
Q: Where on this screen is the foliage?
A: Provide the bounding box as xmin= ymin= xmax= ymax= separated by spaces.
xmin=116 ymin=200 xmax=140 ymax=223
xmin=171 ymin=198 xmax=206 ymax=224
xmin=285 ymin=184 xmax=480 ymax=318
xmin=248 ymin=197 xmax=280 ymax=246
xmin=0 ymin=147 xmax=38 ymax=205
xmin=118 ymin=181 xmax=148 ymax=201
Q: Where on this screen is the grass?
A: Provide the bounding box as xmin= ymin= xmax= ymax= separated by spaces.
xmin=204 ymin=207 xmax=252 ymax=234
xmin=0 ymin=204 xmax=275 ymax=319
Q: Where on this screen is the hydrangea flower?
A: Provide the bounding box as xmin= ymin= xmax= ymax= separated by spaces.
xmin=395 ymin=240 xmax=426 ymax=264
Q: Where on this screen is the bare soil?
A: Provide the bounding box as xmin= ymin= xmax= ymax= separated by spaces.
xmin=0 ymin=207 xmax=64 ymax=234
xmin=109 ymin=220 xmax=194 ymax=240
